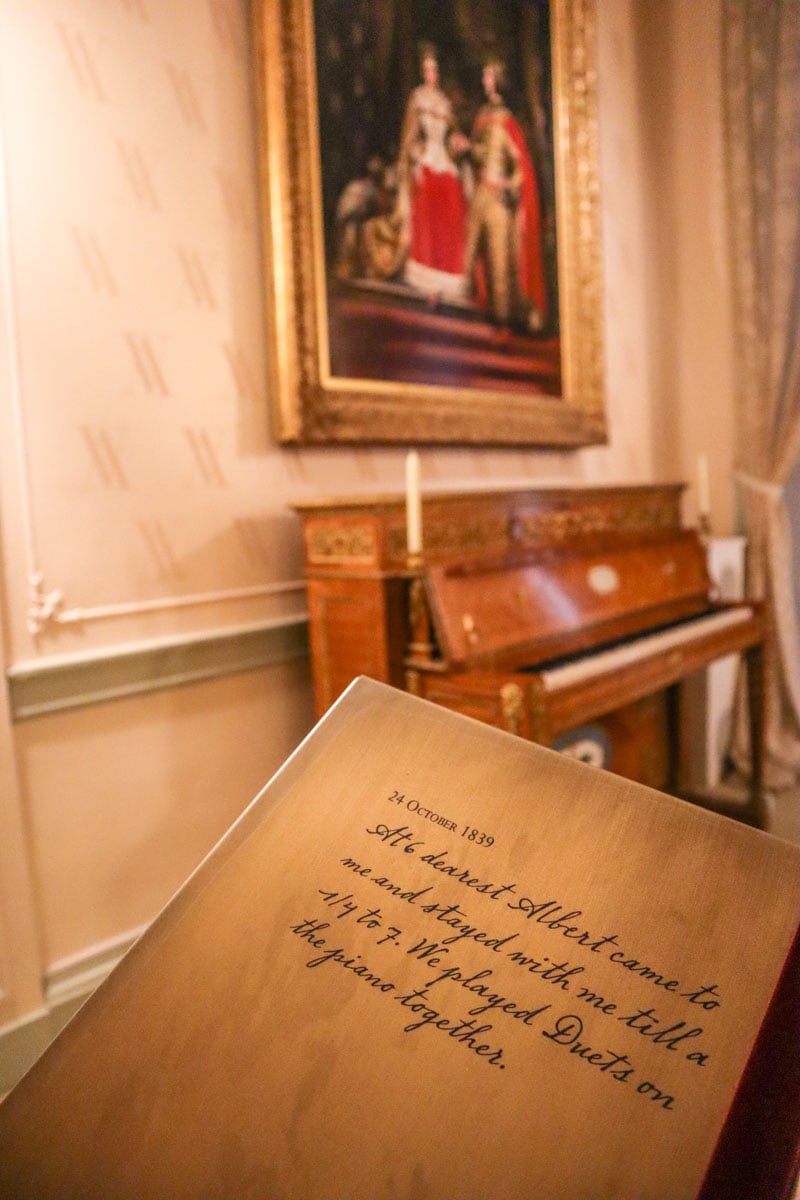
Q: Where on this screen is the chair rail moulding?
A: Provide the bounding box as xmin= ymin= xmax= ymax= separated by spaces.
xmin=6 ymin=617 xmax=311 ymax=720
xmin=253 ymin=0 xmax=606 ymax=447
xmin=23 ymin=578 xmax=307 ymax=639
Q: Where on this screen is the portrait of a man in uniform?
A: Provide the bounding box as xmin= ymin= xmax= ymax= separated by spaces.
xmin=464 ymin=55 xmax=547 ymax=332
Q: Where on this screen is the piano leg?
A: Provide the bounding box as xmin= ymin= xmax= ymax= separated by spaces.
xmin=744 ymin=641 xmax=767 ymax=828
xmin=666 ymin=682 xmax=683 ymax=797
xmin=676 ymin=648 xmax=767 ymax=835
xmin=671 ymin=649 xmax=766 ymax=830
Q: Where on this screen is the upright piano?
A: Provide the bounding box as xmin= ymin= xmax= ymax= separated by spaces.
xmin=293 ymin=484 xmax=765 ymax=826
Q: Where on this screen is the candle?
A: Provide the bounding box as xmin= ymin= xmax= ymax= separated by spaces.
xmin=696 ymin=452 xmax=711 ymax=521
xmin=405 ymin=450 xmax=422 ymax=557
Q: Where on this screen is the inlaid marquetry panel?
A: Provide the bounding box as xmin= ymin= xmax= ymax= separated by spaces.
xmin=511 ymin=495 xmax=681 ymax=547
xmin=386 ymin=516 xmax=510 ymax=562
xmin=298 ymin=486 xmax=684 ymax=574
xmin=307 ymin=522 xmax=378 ymax=566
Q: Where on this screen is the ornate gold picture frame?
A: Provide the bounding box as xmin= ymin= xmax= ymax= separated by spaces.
xmin=253 ymin=0 xmax=605 ymax=447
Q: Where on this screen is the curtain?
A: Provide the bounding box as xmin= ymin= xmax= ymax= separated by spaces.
xmin=722 ymin=0 xmax=800 ymax=788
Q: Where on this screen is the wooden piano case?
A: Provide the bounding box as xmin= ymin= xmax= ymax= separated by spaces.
xmin=293 ymin=485 xmax=765 ymax=824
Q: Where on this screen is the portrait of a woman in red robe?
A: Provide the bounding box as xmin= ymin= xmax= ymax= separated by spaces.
xmin=398 ymin=43 xmax=468 ymax=303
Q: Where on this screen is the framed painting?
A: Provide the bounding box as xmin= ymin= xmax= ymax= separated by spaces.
xmin=253 ymin=0 xmax=606 ymax=447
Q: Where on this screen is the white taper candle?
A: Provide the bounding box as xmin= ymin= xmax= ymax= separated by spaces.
xmin=405 ymin=450 xmax=422 ymax=556
xmin=696 ymin=452 xmax=711 ymax=521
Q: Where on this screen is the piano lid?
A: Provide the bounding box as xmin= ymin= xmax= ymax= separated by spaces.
xmin=424 ymin=530 xmax=713 ymax=666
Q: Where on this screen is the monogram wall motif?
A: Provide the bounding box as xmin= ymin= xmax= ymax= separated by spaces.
xmin=0 ymin=1 xmax=306 ymax=650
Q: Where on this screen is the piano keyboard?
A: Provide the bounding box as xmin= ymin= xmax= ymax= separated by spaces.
xmin=540 ymin=606 xmax=754 ymax=693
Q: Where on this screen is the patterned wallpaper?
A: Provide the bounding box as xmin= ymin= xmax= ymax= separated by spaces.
xmin=0 ymin=0 xmax=655 ymax=664
xmin=0 ymin=0 xmax=308 ymax=658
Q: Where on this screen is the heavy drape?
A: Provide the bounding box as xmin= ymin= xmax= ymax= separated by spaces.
xmin=722 ymin=0 xmax=800 ymax=787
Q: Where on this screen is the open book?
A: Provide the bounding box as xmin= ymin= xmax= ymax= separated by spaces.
xmin=0 ymin=677 xmax=798 ymax=1199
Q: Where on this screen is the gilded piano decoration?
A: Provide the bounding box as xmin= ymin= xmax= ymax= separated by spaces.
xmin=253 ymin=0 xmax=606 ymax=447
xmin=293 ymin=485 xmax=766 ymax=826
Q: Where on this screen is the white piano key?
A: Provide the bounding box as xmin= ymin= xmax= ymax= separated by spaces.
xmin=540 ymin=606 xmax=755 ymax=692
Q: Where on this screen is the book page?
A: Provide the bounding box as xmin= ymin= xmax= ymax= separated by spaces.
xmin=1 ymin=677 xmax=798 ymax=1200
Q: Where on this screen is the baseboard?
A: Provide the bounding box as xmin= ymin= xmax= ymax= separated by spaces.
xmin=0 ymin=926 xmax=145 ymax=1095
